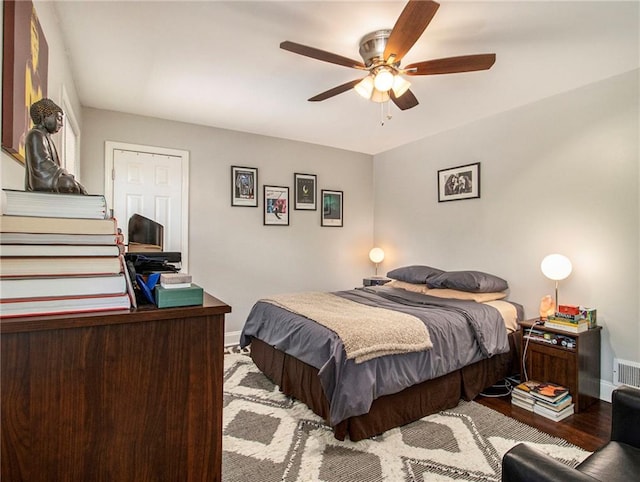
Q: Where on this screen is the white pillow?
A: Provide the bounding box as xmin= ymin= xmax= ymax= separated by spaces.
xmin=387 ymin=280 xmax=508 ymax=303
xmin=386 ymin=279 xmax=429 ymax=294
xmin=424 ymin=288 xmax=507 ymax=303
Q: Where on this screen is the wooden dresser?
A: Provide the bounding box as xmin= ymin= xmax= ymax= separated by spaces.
xmin=1 ymin=293 xmax=231 ymax=482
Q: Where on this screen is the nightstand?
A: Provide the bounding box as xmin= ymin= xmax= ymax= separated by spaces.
xmin=519 ymin=319 xmax=601 ymax=413
xmin=363 ymin=276 xmax=391 ymax=287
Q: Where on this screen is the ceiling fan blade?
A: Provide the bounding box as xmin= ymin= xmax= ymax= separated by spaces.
xmin=280 ymin=41 xmax=366 ymax=70
xmin=390 ymin=89 xmax=419 ymax=111
xmin=308 ymin=79 xmax=363 ymax=102
xmin=404 ymin=54 xmax=496 ymax=75
xmin=384 ymin=0 xmax=440 ymax=63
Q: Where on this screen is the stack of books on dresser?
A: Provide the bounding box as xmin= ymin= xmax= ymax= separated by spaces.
xmin=511 ymin=380 xmax=574 ymax=421
xmin=0 ymin=189 xmax=132 ymax=318
xmin=544 ymin=304 xmax=597 ymax=333
xmin=154 ymin=272 xmax=203 ymax=308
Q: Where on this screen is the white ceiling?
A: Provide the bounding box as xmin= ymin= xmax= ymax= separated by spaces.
xmin=52 ymin=1 xmax=639 ymax=155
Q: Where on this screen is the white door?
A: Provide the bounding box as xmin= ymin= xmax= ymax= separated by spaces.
xmin=104 ymin=142 xmax=189 ymax=270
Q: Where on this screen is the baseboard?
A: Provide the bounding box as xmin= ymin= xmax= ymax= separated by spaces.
xmin=224 ymin=330 xmax=242 ymax=347
xmin=600 ymin=379 xmax=616 ymax=403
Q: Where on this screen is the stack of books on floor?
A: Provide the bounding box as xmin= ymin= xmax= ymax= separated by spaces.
xmin=511 ymin=380 xmax=538 ymax=411
xmin=544 ymin=304 xmax=597 ymax=333
xmin=0 ymin=189 xmax=133 ymax=318
xmin=511 ymin=380 xmax=575 ymax=421
xmin=154 ymin=273 xmax=203 ymax=308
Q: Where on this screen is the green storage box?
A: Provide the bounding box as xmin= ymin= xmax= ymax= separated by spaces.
xmin=155 ymin=283 xmax=203 ymax=308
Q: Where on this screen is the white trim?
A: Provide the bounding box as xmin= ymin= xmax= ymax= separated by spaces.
xmin=224 ymin=330 xmax=243 ymax=347
xmin=600 ymin=379 xmax=616 ymax=403
xmin=59 ymin=85 xmax=80 ymax=176
xmin=104 ymin=141 xmax=190 ymax=271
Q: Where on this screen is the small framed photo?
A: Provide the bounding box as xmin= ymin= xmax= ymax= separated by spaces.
xmin=437 ymin=162 xmax=481 ymax=202
xmin=294 ymin=173 xmax=317 ymax=210
xmin=321 ymin=190 xmax=343 ymax=227
xmin=264 ymin=185 xmax=289 ymax=225
xmin=231 ymin=166 xmax=258 ymax=207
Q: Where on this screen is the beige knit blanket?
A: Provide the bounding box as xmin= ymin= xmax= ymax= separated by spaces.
xmin=261 ymin=292 xmax=432 ymax=363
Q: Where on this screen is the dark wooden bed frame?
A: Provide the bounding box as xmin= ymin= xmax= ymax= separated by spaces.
xmin=249 ymin=331 xmax=521 ymax=441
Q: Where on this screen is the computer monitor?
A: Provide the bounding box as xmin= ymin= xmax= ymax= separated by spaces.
xmin=128 ymin=213 xmax=163 ymax=251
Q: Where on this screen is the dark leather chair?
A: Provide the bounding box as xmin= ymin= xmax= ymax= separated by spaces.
xmin=501 ymin=385 xmax=640 ymax=482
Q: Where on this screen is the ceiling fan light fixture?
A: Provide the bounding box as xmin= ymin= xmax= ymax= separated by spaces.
xmin=354 ymin=75 xmax=375 ymax=99
xmin=391 ymin=75 xmax=411 ymax=98
xmin=281 ymin=0 xmax=496 ymax=116
xmin=373 ymin=68 xmax=394 ymax=92
xmin=370 ymin=88 xmax=390 ymax=103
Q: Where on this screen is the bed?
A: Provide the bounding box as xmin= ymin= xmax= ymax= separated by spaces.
xmin=240 ymin=266 xmax=523 ymax=441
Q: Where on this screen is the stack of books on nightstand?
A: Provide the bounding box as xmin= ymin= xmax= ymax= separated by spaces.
xmin=0 ymin=190 xmax=132 ymax=318
xmin=511 ymin=380 xmax=574 ymax=421
xmin=544 ymin=304 xmax=597 ymax=333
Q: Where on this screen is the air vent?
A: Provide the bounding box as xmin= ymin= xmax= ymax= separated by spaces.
xmin=613 ymin=358 xmax=640 ymax=388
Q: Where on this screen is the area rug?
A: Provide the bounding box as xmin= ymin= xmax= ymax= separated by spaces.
xmin=222 ymin=354 xmax=590 ymax=481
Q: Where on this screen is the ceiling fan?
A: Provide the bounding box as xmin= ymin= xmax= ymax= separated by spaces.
xmin=280 ymin=0 xmax=496 ymax=112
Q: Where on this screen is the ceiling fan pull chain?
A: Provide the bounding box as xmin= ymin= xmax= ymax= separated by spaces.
xmin=380 ymin=100 xmax=393 ymax=126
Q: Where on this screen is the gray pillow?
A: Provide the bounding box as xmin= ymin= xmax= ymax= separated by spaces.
xmin=386 ymin=265 xmax=444 ymax=284
xmin=427 ymin=270 xmax=508 ymax=293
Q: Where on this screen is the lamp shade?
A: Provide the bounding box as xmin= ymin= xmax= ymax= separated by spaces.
xmin=354 ymin=75 xmax=374 ymax=99
xmin=369 ymin=247 xmax=385 ymax=264
xmin=370 ymin=89 xmax=390 ymax=103
xmin=540 ymin=254 xmax=572 ymax=281
xmin=391 ymin=75 xmax=411 ymax=98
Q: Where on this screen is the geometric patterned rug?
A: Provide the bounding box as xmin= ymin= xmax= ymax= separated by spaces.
xmin=222 ymin=354 xmax=591 ymax=481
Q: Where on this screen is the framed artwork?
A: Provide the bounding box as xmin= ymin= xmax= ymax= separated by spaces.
xmin=264 ymin=185 xmax=289 ymax=226
xmin=231 ymin=165 xmax=258 ymax=207
xmin=437 ymin=162 xmax=481 ymax=202
xmin=2 ymin=0 xmax=49 ymax=163
xmin=321 ymin=190 xmax=343 ymax=227
xmin=294 ymin=173 xmax=317 ymax=210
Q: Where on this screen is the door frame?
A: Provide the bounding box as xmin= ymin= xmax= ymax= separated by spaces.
xmin=104 ymin=141 xmax=190 ymax=270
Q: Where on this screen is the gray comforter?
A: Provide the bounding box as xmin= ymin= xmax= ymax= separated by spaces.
xmin=240 ymin=286 xmax=518 ymax=426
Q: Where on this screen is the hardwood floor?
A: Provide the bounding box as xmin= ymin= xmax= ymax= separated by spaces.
xmin=476 ymin=391 xmax=611 ymax=452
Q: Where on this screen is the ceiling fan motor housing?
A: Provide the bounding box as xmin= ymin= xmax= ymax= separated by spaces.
xmin=359 ymin=29 xmax=392 ymax=67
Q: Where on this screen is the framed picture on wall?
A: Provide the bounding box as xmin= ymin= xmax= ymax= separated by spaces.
xmin=2 ymin=0 xmax=49 ymax=163
xmin=231 ymin=165 xmax=258 ymax=207
xmin=437 ymin=162 xmax=481 ymax=202
xmin=294 ymin=173 xmax=317 ymax=210
xmin=264 ymin=185 xmax=289 ymax=226
xmin=321 ymin=189 xmax=343 ymax=227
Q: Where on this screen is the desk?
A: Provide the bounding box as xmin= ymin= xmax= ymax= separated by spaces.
xmin=1 ymin=293 xmax=231 ymax=481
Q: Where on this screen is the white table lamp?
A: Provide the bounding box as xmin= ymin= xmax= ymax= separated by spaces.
xmin=540 ymin=254 xmax=572 ymax=309
xmin=369 ymin=247 xmax=385 ymax=276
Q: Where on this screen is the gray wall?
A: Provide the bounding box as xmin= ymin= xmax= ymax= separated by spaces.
xmin=373 ymin=70 xmax=640 ymax=394
xmin=80 ymin=109 xmax=373 ymax=339
xmin=2 ymin=0 xmax=638 ymax=398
